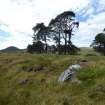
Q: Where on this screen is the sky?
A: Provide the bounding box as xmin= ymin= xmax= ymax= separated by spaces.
xmin=0 ymin=0 xmax=105 ymax=49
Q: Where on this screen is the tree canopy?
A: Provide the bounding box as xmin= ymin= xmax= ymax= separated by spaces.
xmin=27 ymin=11 xmax=79 ymax=54
xmin=91 ymin=30 xmax=105 ymax=55
xmin=49 ymin=11 xmax=79 ymax=54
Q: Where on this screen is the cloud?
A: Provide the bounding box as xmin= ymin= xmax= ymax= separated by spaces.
xmin=72 ymin=11 xmax=105 ymax=47
xmin=0 ymin=32 xmax=32 ymax=49
xmin=0 ymin=0 xmax=105 ymax=49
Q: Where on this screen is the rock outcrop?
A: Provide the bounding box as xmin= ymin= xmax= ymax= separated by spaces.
xmin=58 ymin=60 xmax=88 ymax=83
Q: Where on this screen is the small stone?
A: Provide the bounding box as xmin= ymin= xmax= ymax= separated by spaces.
xmin=19 ymin=79 xmax=28 ymax=85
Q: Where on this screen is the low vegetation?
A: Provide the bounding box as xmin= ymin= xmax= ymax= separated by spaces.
xmin=0 ymin=49 xmax=105 ymax=105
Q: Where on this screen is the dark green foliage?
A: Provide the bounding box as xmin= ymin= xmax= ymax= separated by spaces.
xmin=91 ymin=30 xmax=105 ymax=55
xmin=27 ymin=44 xmax=33 ymax=53
xmin=58 ymin=44 xmax=80 ymax=55
xmin=77 ymin=68 xmax=96 ymax=86
xmin=32 ymin=23 xmax=50 ymax=43
xmin=32 ymin=23 xmax=51 ymax=53
xmin=54 ymin=11 xmax=75 ymax=21
xmin=28 ymin=11 xmax=79 ymax=54
xmin=95 ymin=33 xmax=105 ymax=44
xmin=49 ymin=11 xmax=79 ymax=55
xmin=27 ymin=41 xmax=44 ymax=53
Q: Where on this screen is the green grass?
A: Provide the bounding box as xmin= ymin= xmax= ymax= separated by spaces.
xmin=0 ymin=49 xmax=105 ymax=105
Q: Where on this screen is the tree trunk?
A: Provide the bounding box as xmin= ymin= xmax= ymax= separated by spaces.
xmin=58 ymin=30 xmax=61 ymax=54
xmin=45 ymin=43 xmax=47 ymax=53
xmin=44 ymin=35 xmax=47 ymax=53
xmin=104 ymin=44 xmax=105 ymax=56
xmin=68 ymin=31 xmax=72 ymax=45
xmin=64 ymin=33 xmax=67 ymax=55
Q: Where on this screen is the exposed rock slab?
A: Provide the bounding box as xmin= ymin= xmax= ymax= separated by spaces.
xmin=58 ymin=64 xmax=81 ymax=83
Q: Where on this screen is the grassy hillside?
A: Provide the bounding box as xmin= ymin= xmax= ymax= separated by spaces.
xmin=0 ymin=46 xmax=25 ymax=53
xmin=0 ymin=49 xmax=105 ymax=105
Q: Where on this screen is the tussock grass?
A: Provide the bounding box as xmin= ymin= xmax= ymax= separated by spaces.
xmin=0 ymin=49 xmax=105 ymax=105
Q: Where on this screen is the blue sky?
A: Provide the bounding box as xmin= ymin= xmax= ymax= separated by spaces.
xmin=0 ymin=0 xmax=105 ymax=49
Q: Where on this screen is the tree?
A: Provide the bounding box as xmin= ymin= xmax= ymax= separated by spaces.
xmin=49 ymin=19 xmax=62 ymax=54
xmin=49 ymin=11 xmax=79 ymax=54
xmin=33 ymin=41 xmax=44 ymax=53
xmin=27 ymin=41 xmax=44 ymax=53
xmin=32 ymin=23 xmax=45 ymax=42
xmin=32 ymin=23 xmax=50 ymax=53
xmin=91 ymin=31 xmax=105 ymax=55
xmin=27 ymin=44 xmax=33 ymax=53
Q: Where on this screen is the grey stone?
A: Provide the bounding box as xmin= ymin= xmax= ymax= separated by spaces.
xmin=58 ymin=60 xmax=88 ymax=83
xmin=58 ymin=64 xmax=81 ymax=83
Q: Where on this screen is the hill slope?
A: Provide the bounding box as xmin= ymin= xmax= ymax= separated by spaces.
xmin=0 ymin=46 xmax=24 ymax=53
xmin=0 ymin=50 xmax=105 ymax=105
